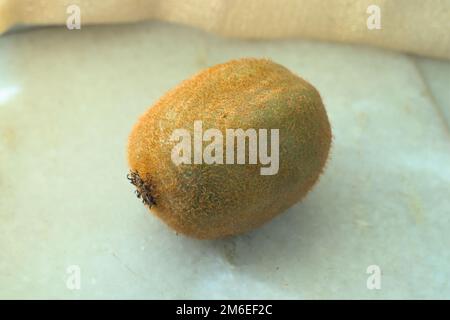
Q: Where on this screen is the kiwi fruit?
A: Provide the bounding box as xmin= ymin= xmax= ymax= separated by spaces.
xmin=127 ymin=58 xmax=331 ymax=239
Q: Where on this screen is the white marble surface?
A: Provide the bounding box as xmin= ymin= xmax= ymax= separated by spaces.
xmin=0 ymin=21 xmax=449 ymax=299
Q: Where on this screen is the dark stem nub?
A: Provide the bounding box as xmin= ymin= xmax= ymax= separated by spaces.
xmin=127 ymin=170 xmax=156 ymax=207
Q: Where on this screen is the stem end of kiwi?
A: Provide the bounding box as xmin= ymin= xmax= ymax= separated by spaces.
xmin=127 ymin=170 xmax=156 ymax=207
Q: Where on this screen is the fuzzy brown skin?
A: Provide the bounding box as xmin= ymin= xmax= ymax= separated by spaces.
xmin=127 ymin=58 xmax=331 ymax=239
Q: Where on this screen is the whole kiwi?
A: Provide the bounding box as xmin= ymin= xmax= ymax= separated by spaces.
xmin=127 ymin=58 xmax=331 ymax=239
